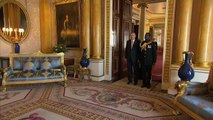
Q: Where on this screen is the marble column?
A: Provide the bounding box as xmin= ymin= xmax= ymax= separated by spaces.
xmin=139 ymin=3 xmax=146 ymax=40
xmin=89 ymin=0 xmax=104 ymax=81
xmin=81 ymin=0 xmax=90 ymax=58
xmin=91 ymin=0 xmax=101 ymax=59
xmin=173 ymin=0 xmax=193 ymax=64
xmin=194 ymin=0 xmax=213 ymax=67
xmin=40 ymin=0 xmax=52 ymax=53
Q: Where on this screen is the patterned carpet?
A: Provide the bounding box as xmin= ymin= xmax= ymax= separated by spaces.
xmin=0 ymin=78 xmax=193 ymax=120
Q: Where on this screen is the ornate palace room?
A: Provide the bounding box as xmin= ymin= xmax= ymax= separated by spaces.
xmin=0 ymin=0 xmax=212 ymax=119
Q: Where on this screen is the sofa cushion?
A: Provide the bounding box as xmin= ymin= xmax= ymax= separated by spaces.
xmin=186 ymin=86 xmax=208 ymax=95
xmin=39 ymin=71 xmax=64 ymax=79
xmin=177 ymin=95 xmax=213 ymax=119
xmin=7 ymin=71 xmax=64 ymax=81
xmin=7 ymin=71 xmax=37 ymax=81
xmin=22 ymin=71 xmax=37 ymax=78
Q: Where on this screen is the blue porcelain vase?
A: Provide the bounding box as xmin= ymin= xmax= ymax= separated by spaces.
xmin=80 ymin=48 xmax=89 ymax=68
xmin=178 ymin=51 xmax=194 ymax=81
xmin=14 ymin=43 xmax=20 ymax=53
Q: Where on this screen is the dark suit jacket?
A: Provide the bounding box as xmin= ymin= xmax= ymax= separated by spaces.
xmin=139 ymin=41 xmax=157 ymax=65
xmin=125 ymin=39 xmax=140 ymax=64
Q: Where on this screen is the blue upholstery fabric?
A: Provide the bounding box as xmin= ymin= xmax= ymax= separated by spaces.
xmin=7 ymin=71 xmax=64 ymax=81
xmin=39 ymin=57 xmax=62 ymax=69
xmin=32 ymin=58 xmax=40 ymax=69
xmin=23 ymin=58 xmax=39 ymax=72
xmin=40 ymin=57 xmax=53 ymax=72
xmin=50 ymin=57 xmax=61 ymax=69
xmin=8 ymin=56 xmax=64 ymax=81
xmin=186 ymin=87 xmax=208 ymax=95
xmin=6 ymin=71 xmax=35 ymax=81
xmin=13 ymin=57 xmax=40 ymax=70
xmin=177 ymin=96 xmax=213 ymax=119
xmin=39 ymin=71 xmax=64 ymax=79
xmin=13 ymin=58 xmax=24 ymax=70
xmin=3 ymin=53 xmax=66 ymax=92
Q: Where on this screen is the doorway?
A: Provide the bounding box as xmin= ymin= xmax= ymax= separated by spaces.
xmin=111 ymin=0 xmax=167 ymax=84
xmin=132 ymin=1 xmax=166 ymax=85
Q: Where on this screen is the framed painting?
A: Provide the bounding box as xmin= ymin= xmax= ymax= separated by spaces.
xmin=55 ymin=0 xmax=80 ymax=48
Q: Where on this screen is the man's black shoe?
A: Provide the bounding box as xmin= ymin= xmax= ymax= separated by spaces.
xmin=134 ymin=83 xmax=137 ymax=85
xmin=141 ymin=85 xmax=146 ymax=88
xmin=127 ymin=81 xmax=132 ymax=84
xmin=147 ymin=85 xmax=151 ymax=89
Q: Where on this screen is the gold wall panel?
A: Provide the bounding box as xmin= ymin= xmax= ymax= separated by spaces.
xmin=162 ymin=0 xmax=176 ymax=83
xmin=105 ymin=0 xmax=111 ymax=75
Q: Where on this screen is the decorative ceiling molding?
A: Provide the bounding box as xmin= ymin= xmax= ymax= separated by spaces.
xmin=148 ymin=18 xmax=165 ymax=24
xmin=146 ymin=2 xmax=166 ymax=14
xmin=132 ymin=2 xmax=166 ymax=23
xmin=133 ymin=0 xmax=166 ymax=4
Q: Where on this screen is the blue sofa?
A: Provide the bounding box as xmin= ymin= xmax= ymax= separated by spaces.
xmin=175 ymin=63 xmax=213 ymax=120
xmin=2 ymin=52 xmax=67 ymax=91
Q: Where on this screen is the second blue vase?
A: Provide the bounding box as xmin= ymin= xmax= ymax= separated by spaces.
xmin=80 ymin=48 xmax=89 ymax=68
xmin=15 ymin=43 xmax=20 ymax=53
xmin=178 ymin=51 xmax=194 ymax=81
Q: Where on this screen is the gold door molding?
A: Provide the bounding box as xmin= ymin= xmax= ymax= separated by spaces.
xmin=162 ymin=0 xmax=176 ymax=84
xmin=105 ymin=0 xmax=111 ymax=75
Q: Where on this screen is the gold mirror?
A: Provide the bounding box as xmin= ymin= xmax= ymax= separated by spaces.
xmin=0 ymin=0 xmax=30 ymax=43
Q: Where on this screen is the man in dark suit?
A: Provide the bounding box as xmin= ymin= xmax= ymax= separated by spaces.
xmin=139 ymin=33 xmax=157 ymax=88
xmin=125 ymin=32 xmax=140 ymax=85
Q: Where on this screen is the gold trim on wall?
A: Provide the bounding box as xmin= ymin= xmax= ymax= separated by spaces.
xmin=105 ymin=0 xmax=110 ymax=75
xmin=162 ymin=0 xmax=176 ymax=83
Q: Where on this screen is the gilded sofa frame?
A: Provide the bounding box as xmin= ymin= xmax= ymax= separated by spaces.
xmin=174 ymin=81 xmax=205 ymax=120
xmin=2 ymin=51 xmax=67 ymax=92
xmin=174 ymin=63 xmax=213 ymax=120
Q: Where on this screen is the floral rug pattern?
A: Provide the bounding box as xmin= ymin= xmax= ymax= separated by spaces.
xmin=0 ymin=79 xmax=193 ymax=120
xmin=64 ymin=86 xmax=173 ymax=117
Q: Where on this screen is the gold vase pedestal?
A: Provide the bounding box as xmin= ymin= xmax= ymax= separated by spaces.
xmin=76 ymin=67 xmax=91 ymax=81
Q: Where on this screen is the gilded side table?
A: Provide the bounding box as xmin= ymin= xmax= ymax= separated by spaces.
xmin=77 ymin=68 xmax=91 ymax=81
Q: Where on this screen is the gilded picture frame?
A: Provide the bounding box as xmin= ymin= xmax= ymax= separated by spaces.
xmin=55 ymin=0 xmax=80 ymax=49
